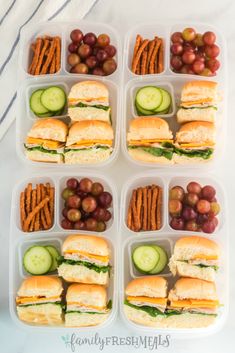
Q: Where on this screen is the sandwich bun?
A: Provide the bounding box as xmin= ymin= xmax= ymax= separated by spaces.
xmin=181 ymin=80 xmax=217 ymax=103
xmin=68 ymin=81 xmax=109 ymax=104
xmin=25 ymin=149 xmax=64 ymax=163
xmin=62 ymin=234 xmax=109 ymax=257
xmin=17 ymin=276 xmax=63 ymax=297
xmin=173 ymin=154 xmax=213 ymax=165
xmin=66 ymin=283 xmax=107 ymax=307
xmin=176 ymin=121 xmax=216 ymax=144
xmin=127 ymin=117 xmax=173 ymax=141
xmin=27 ymin=118 xmax=68 ymax=142
xmin=66 ymin=120 xmax=114 ymax=146
xmin=17 ymin=303 xmax=63 ymax=325
xmin=65 ymin=312 xmax=109 ymax=327
xmin=64 ymin=147 xmax=112 ymax=164
xmin=124 ymin=304 xmax=165 ymax=327
xmin=169 ymin=260 xmax=217 ymax=282
xmin=125 ymin=276 xmax=167 ymax=298
xmin=68 ymin=106 xmax=111 ymax=123
xmin=177 ymin=107 xmax=216 ymax=124
xmin=128 ymin=147 xmax=174 ymax=164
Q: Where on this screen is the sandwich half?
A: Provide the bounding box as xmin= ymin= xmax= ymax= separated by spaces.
xmin=124 ymin=276 xmax=168 ymax=327
xmin=65 ymin=283 xmax=111 ymax=327
xmin=58 ymin=234 xmax=111 ymax=285
xmin=68 ymin=81 xmax=111 ymax=123
xmin=64 ymin=120 xmax=114 ymax=164
xmin=173 ymin=121 xmax=216 ymax=163
xmin=169 ymin=236 xmax=220 ymax=282
xmin=166 ymin=277 xmax=219 ymax=328
xmin=127 ymin=117 xmax=175 ymax=164
xmin=177 ymin=80 xmax=218 ymax=124
xmin=16 ymin=276 xmax=63 ymax=325
xmin=24 ymin=118 xmax=68 ymax=163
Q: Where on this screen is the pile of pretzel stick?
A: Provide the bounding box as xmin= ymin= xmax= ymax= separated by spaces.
xmin=127 ymin=184 xmax=163 ymax=232
xmin=28 ymin=36 xmax=61 ymax=75
xmin=20 ymin=182 xmax=55 ymax=232
xmin=131 ymin=35 xmax=164 ymax=75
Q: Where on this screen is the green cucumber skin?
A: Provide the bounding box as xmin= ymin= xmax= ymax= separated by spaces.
xmin=154 ymin=88 xmax=171 ymax=113
xmin=30 ymin=89 xmax=49 ymax=115
xmin=23 ymin=246 xmax=52 ymax=275
xmin=45 ymin=245 xmax=60 ymax=272
xmin=40 ymin=86 xmax=66 ymax=112
xmin=136 ymin=86 xmax=163 ymax=111
xmin=148 ymin=245 xmax=168 ymax=274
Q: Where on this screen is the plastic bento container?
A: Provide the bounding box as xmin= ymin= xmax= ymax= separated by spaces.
xmin=119 ymin=170 xmax=229 ymax=338
xmin=9 ymin=171 xmax=118 ymax=332
xmin=122 ymin=22 xmax=227 ymax=169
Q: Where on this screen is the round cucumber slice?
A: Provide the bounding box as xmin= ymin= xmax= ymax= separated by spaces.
xmin=136 ymin=86 xmax=162 ymax=111
xmin=148 ymin=245 xmax=168 ymax=274
xmin=135 ymin=101 xmax=154 ymax=116
xmin=37 ymin=111 xmax=54 ymax=118
xmin=45 ymin=245 xmax=60 ymax=272
xmin=30 ymin=89 xmax=49 ymax=115
xmin=154 ymin=88 xmax=171 ymax=113
xmin=40 ymin=86 xmax=66 ymax=112
xmin=132 ymin=245 xmax=159 ymax=273
xmin=23 ymin=246 xmax=52 ymax=275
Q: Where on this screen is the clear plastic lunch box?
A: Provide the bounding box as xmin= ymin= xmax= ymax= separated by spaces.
xmin=10 ymin=20 xmax=228 ymax=336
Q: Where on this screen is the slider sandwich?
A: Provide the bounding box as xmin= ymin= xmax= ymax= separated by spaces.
xmin=16 ymin=276 xmax=63 ymax=325
xmin=58 ymin=235 xmax=111 ymax=285
xmin=64 ymin=120 xmax=114 ymax=164
xmin=177 ymin=80 xmax=218 ymax=124
xmin=65 ymin=283 xmax=111 ymax=327
xmin=68 ymin=80 xmax=111 ymax=123
xmin=124 ymin=276 xmax=167 ymax=327
xmin=174 ymin=121 xmax=216 ymax=163
xmin=127 ymin=117 xmax=174 ymax=164
xmin=24 ymin=118 xmax=68 ymax=163
xmin=166 ymin=278 xmax=219 ymax=328
xmin=169 ymin=236 xmax=220 ymax=282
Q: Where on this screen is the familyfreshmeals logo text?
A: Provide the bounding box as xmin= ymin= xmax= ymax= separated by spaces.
xmin=61 ymin=332 xmax=171 ymax=351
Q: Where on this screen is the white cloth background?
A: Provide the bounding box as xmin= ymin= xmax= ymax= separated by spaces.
xmin=0 ymin=0 xmax=97 ymax=140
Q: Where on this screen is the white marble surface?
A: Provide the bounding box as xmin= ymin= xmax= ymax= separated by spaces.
xmin=1 ymin=0 xmax=235 ymax=352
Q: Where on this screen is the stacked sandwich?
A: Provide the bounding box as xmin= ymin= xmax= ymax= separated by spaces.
xmin=16 ymin=276 xmax=63 ymax=325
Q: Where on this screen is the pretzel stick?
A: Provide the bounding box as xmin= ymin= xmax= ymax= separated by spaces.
xmin=151 ymin=186 xmax=158 ymax=231
xmin=136 ymin=38 xmax=143 ymax=75
xmin=131 ymin=189 xmax=139 ymax=232
xmin=55 ymin=36 xmax=61 ymax=72
xmin=156 ymin=187 xmax=163 ymax=230
xmin=29 ymin=189 xmax=37 ymax=232
xmin=40 ymin=39 xmax=56 ymax=74
xmin=131 ymin=34 xmax=142 ymax=73
xmin=157 ymin=39 xmax=164 ymax=73
xmin=49 ymin=54 xmax=56 ymax=74
xmin=20 ymin=192 xmax=26 ymax=229
xmin=40 ymin=184 xmax=48 ymax=230
xmin=29 ymin=38 xmax=42 ymax=75
xmin=142 ymin=187 xmax=148 ymax=231
xmin=127 ymin=197 xmax=133 ymax=230
xmin=132 ymin=39 xmax=149 ymax=74
xmin=26 ymin=183 xmax=32 ymax=216
xmin=149 ymin=37 xmax=161 ymax=74
xmin=136 ymin=188 xmax=143 ymax=230
xmin=146 ymin=40 xmax=155 ymax=74
xmin=23 ymin=197 xmax=50 ymax=232
xmin=49 ymin=187 xmax=54 ymax=223
xmin=141 ymin=49 xmax=148 ymax=75
xmin=147 ymin=187 xmax=152 ymax=231
xmin=35 ymin=39 xmax=50 ymax=75
xmin=34 ymin=184 xmax=41 ymax=231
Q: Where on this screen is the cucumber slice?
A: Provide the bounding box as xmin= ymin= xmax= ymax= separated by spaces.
xmin=40 ymin=86 xmax=66 ymax=112
xmin=23 ymin=246 xmax=52 ymax=275
xmin=136 ymin=86 xmax=162 ymax=111
xmin=37 ymin=111 xmax=54 ymax=118
xmin=30 ymin=89 xmax=49 ymax=115
xmin=135 ymin=101 xmax=154 ymax=116
xmin=154 ymin=88 xmax=171 ymax=113
xmin=148 ymin=245 xmax=168 ymax=274
xmin=45 ymin=245 xmax=60 ymax=272
xmin=132 ymin=245 xmax=159 ymax=273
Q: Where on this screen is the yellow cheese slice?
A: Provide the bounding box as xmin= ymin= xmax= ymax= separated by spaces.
xmin=128 ymin=139 xmax=173 ymax=146
xmin=127 ymin=296 xmax=167 ymax=305
xmin=68 ymin=98 xmax=108 ymax=104
xmin=181 ymin=98 xmax=213 ymax=106
xmin=64 ymin=250 xmax=109 ymax=263
xmin=179 ymin=142 xmax=215 ymax=148
xmin=170 ymin=299 xmax=219 ymax=308
xmin=70 ymin=139 xmax=112 ymax=147
xmin=26 ymin=137 xmax=64 ymax=149
xmin=192 ymin=254 xmax=218 ymax=260
xmin=16 ymin=295 xmax=60 ymax=304
xmin=66 ymin=302 xmax=106 ymax=310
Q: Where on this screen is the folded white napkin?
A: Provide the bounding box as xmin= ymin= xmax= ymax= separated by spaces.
xmin=0 ymin=0 xmax=98 ymax=140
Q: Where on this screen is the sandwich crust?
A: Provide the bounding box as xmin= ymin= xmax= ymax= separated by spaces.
xmin=25 ymin=150 xmax=64 ymax=163
xmin=17 ymin=303 xmax=63 ymax=325
xmin=64 ymin=148 xmax=112 ymax=164
xmin=125 ymin=276 xmax=167 ymax=298
xmin=66 ymin=283 xmax=107 ymax=307
xmin=17 ymin=276 xmax=63 ymax=297
xmin=65 ymin=312 xmax=109 ymax=327
xmin=176 ymin=121 xmax=216 ymax=144
xmin=127 ymin=117 xmax=173 ymax=141
xmin=27 ymin=118 xmax=68 ymax=142
xmin=68 ymin=81 xmax=109 ymax=104
xmin=62 ymin=234 xmax=109 ymax=256
xmin=177 ymin=107 xmax=216 ymax=124
xmin=173 ymin=236 xmax=220 ymax=260
xmin=181 ymin=80 xmax=217 ymax=103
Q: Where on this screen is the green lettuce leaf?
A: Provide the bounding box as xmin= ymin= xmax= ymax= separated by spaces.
xmin=128 ymin=146 xmax=174 ymax=160
xmin=64 ymin=146 xmax=110 ymax=153
xmin=180 ymin=106 xmax=217 ymax=110
xmin=124 ymin=300 xmax=166 ymax=317
xmin=24 ymin=144 xmax=63 ymax=155
xmin=58 ymin=256 xmax=111 ymax=274
xmin=18 ymin=301 xmax=62 ymax=307
xmin=70 ymin=102 xmax=110 ymax=111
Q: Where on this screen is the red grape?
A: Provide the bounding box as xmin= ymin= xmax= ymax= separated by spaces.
xmin=197 ymin=213 xmax=209 ymax=225
xmin=202 ymin=220 xmax=216 ymax=234
xmin=169 ymin=186 xmax=185 ymax=201
xmin=85 ymin=218 xmax=98 ymax=231
xmin=78 ymin=44 xmax=92 ymax=58
xmin=171 ymin=32 xmax=184 ymax=44
xmin=194 ymin=53 xmax=205 ymax=62
xmin=74 ymin=220 xmax=86 ymax=230
xmin=103 ymin=209 xmax=112 ymax=222
xmin=197 ymin=199 xmax=211 ymax=214
xmin=70 ymin=29 xmax=83 ymax=44
xmin=193 ymin=33 xmax=204 ymax=47
xmin=67 ymin=208 xmax=81 ymax=222
xmin=180 ymin=65 xmax=190 ymax=74
xmin=185 ymin=220 xmax=199 ymax=232
xmin=187 ymin=182 xmax=202 ymax=194
xmin=192 ymin=60 xmax=205 ymax=74
xmin=170 ymin=217 xmax=185 ymax=230
xmin=62 ymin=188 xmax=75 ymax=200
xmin=73 ymin=63 xmax=89 ymax=74
xmin=169 ymin=199 xmax=182 ymax=217
xmin=92 ymin=46 xmax=99 ymax=56
xmin=96 ymin=221 xmax=106 ymax=232
xmin=67 ymin=195 xmax=81 ymax=209
xmin=97 ymin=33 xmax=110 ymax=47
xmin=203 ymin=31 xmax=216 ymax=46
xmin=205 ymin=44 xmax=220 ymax=58
xmin=182 ymin=206 xmax=197 ymax=220
xmin=76 ymin=189 xmax=88 ymax=199
xmin=80 ymin=209 xmax=90 ymax=220
xmin=184 ymin=193 xmax=199 ymax=207
xmin=82 ymin=196 xmax=97 ymax=213
xmin=182 ymin=51 xmax=196 ymax=64
xmin=62 ymin=207 xmax=69 ymax=218
xmin=83 ymin=32 xmax=97 ymax=46
xmin=206 ymin=58 xmax=220 ymax=72
xmin=170 ymin=55 xmax=183 ymax=70
xmin=103 ymin=58 xmax=117 ymax=75
xmin=201 ymin=185 xmax=216 ymax=201
xmin=182 ymin=28 xmax=196 ymax=42
xmin=85 ymin=55 xmax=98 ymax=69
xmin=92 ymin=67 xmax=105 ymax=76
xmin=98 ymin=192 xmax=112 ymax=208
xmin=171 ymin=43 xmax=183 ymax=55
xmin=92 ymin=207 xmax=106 ymax=221
xmin=91 ymin=182 xmax=104 ymax=196
xmin=68 ymin=42 xmax=78 ymax=53
xmin=210 ymin=202 xmax=220 ymax=216
xmin=79 ymin=178 xmax=93 ymax=192
xmin=61 ymin=218 xmax=73 ymax=229
xmin=96 ymin=49 xmax=108 ymax=62
xmin=66 ymin=178 xmax=79 ymax=190
xmin=104 ymin=44 xmax=116 ymax=57
xmin=67 ymin=54 xmax=80 ymax=67
xmin=211 ymin=216 xmax=219 ymax=227
xmin=183 ymin=42 xmax=196 ymax=52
